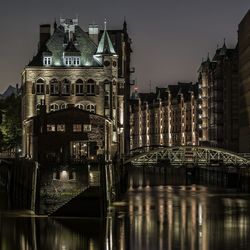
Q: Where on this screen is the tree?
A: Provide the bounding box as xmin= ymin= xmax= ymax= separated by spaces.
xmin=0 ymin=93 xmax=22 ymax=152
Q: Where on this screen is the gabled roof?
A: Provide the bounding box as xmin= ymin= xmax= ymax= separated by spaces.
xmin=64 ymin=40 xmax=81 ymax=56
xmin=28 ymin=24 xmax=100 ymax=67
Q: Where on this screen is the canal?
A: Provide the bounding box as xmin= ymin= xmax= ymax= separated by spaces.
xmin=1 ymin=166 xmax=250 ymax=249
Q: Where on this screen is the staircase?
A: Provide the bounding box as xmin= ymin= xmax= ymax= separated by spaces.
xmin=49 ymin=186 xmax=105 ymax=217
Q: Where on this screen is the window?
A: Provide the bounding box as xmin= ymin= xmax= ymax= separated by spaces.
xmin=62 ymin=79 xmax=70 ymax=95
xmin=86 ymin=104 xmax=96 ymax=113
xmin=57 ymin=124 xmax=65 ymax=132
xmin=87 ymin=79 xmax=95 ymax=95
xmin=43 ymin=57 xmax=52 ymax=66
xmin=76 ymin=79 xmax=84 ymax=95
xmin=50 ymin=79 xmax=59 ymax=95
xmin=75 ymin=104 xmax=85 ymax=110
xmin=61 ymin=103 xmax=68 ymax=109
xmin=71 ymin=141 xmax=88 ymax=160
xmin=83 ymin=124 xmax=92 ymax=132
xmin=73 ymin=124 xmax=82 ymax=132
xmin=73 ymin=57 xmax=80 ymax=66
xmin=64 ymin=56 xmax=80 ymax=66
xmin=50 ymin=103 xmax=59 ymax=112
xmin=47 ymin=124 xmax=56 ymax=132
xmin=36 ymin=79 xmax=45 ymax=95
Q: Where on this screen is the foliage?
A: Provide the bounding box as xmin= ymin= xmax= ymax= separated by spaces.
xmin=0 ymin=94 xmax=22 ymax=151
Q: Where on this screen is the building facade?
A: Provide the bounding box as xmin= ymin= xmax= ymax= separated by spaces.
xmin=239 ymin=10 xmax=250 ymax=153
xmin=130 ymin=82 xmax=199 ymax=149
xmin=22 ymin=18 xmax=132 ymax=160
xmin=198 ymin=44 xmax=239 ymax=152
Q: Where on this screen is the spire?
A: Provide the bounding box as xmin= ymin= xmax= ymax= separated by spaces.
xmin=223 ymin=38 xmax=227 ymax=48
xmin=54 ymin=19 xmax=57 ymax=32
xmin=104 ymin=19 xmax=107 ymax=30
xmin=220 ymin=38 xmax=227 ymax=56
xmin=207 ymin=52 xmax=210 ymax=62
xmin=96 ymin=20 xmax=116 ymax=55
xmin=123 ymin=17 xmax=127 ymax=31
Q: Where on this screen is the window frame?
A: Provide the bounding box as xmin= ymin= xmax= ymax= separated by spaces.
xmin=50 ymin=79 xmax=59 ymax=95
xmin=75 ymin=79 xmax=84 ymax=95
xmin=86 ymin=79 xmax=95 ymax=96
xmin=36 ymin=79 xmax=45 ymax=95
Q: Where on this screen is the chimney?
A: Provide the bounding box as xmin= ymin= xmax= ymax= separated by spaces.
xmin=39 ymin=24 xmax=51 ymax=50
xmin=88 ymin=24 xmax=99 ymax=45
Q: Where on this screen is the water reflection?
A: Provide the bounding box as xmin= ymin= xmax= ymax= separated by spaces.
xmin=1 ymin=168 xmax=250 ymax=250
xmin=125 ymin=184 xmax=250 ymax=250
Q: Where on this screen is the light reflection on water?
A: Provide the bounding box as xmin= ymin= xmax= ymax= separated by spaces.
xmin=1 ymin=168 xmax=250 ymax=249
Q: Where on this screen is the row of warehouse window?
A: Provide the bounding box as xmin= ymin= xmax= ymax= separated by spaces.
xmin=47 ymin=124 xmax=92 ymax=132
xmin=35 ymin=78 xmax=96 ymax=95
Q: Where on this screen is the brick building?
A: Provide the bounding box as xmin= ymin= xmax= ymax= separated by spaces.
xmin=130 ymin=82 xmax=199 ymax=149
xmin=239 ymin=10 xmax=250 ymax=152
xmin=198 ymin=44 xmax=239 ymax=152
xmin=22 ymin=18 xmax=132 ymax=160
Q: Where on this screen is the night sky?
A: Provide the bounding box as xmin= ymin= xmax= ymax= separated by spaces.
xmin=0 ymin=0 xmax=249 ymax=93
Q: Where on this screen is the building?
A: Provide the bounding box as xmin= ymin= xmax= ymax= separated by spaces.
xmin=22 ymin=18 xmax=132 ymax=160
xmin=239 ymin=10 xmax=250 ymax=153
xmin=198 ymin=44 xmax=239 ymax=152
xmin=25 ymin=103 xmax=112 ymax=163
xmin=130 ymin=82 xmax=199 ymax=149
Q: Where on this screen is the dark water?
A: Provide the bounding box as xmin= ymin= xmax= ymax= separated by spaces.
xmin=1 ymin=167 xmax=250 ymax=250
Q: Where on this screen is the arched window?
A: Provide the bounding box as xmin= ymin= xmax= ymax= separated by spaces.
xmin=50 ymin=79 xmax=59 ymax=95
xmin=62 ymin=79 xmax=71 ymax=95
xmin=50 ymin=103 xmax=59 ymax=112
xmin=61 ymin=103 xmax=68 ymax=109
xmin=36 ymin=78 xmax=45 ymax=95
xmin=76 ymin=79 xmax=84 ymax=95
xmin=86 ymin=104 xmax=96 ymax=113
xmin=75 ymin=103 xmax=85 ymax=110
xmin=87 ymin=79 xmax=95 ymax=95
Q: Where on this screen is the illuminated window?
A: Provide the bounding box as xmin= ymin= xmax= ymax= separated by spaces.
xmin=87 ymin=79 xmax=95 ymax=95
xmin=43 ymin=57 xmax=52 ymax=66
xmin=36 ymin=79 xmax=45 ymax=95
xmin=73 ymin=57 xmax=81 ymax=66
xmin=64 ymin=56 xmax=80 ymax=66
xmin=86 ymin=104 xmax=95 ymax=113
xmin=75 ymin=103 xmax=85 ymax=110
xmin=83 ymin=124 xmax=92 ymax=132
xmin=50 ymin=79 xmax=59 ymax=95
xmin=73 ymin=124 xmax=82 ymax=132
xmin=76 ymin=79 xmax=84 ymax=95
xmin=47 ymin=124 xmax=56 ymax=132
xmin=62 ymin=79 xmax=70 ymax=95
xmin=61 ymin=103 xmax=68 ymax=109
xmin=50 ymin=103 xmax=59 ymax=112
xmin=57 ymin=124 xmax=65 ymax=132
xmin=71 ymin=141 xmax=88 ymax=159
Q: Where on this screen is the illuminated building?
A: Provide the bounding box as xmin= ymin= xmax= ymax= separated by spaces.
xmin=22 ymin=18 xmax=132 ymax=160
xmin=198 ymin=44 xmax=239 ymax=152
xmin=239 ymin=10 xmax=250 ymax=152
xmin=130 ymin=82 xmax=199 ymax=149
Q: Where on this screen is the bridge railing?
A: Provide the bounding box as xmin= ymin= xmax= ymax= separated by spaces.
xmin=126 ymin=146 xmax=250 ymax=166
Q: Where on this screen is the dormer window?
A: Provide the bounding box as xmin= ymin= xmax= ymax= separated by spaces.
xmin=64 ymin=56 xmax=81 ymax=66
xmin=73 ymin=57 xmax=80 ymax=66
xmin=43 ymin=57 xmax=52 ymax=66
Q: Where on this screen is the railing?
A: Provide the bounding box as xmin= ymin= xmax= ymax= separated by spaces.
xmin=0 ymin=151 xmax=17 ymax=159
xmin=126 ymin=146 xmax=250 ymax=166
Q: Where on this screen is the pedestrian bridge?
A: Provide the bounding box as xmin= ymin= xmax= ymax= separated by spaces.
xmin=125 ymin=146 xmax=250 ymax=166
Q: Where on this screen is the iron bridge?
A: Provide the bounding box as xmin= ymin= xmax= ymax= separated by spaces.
xmin=125 ymin=146 xmax=250 ymax=166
